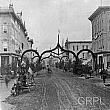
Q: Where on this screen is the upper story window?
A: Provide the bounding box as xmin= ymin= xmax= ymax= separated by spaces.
xmin=86 ymin=45 xmax=88 ymax=49
xmin=2 ymin=23 xmax=8 ymax=33
xmin=109 ymin=20 xmax=110 ymax=32
xmin=100 ymin=21 xmax=101 ymax=31
xmin=82 ymin=45 xmax=84 ymax=49
xmin=102 ymin=20 xmax=103 ymax=31
xmin=4 ymin=48 xmax=7 ymax=51
xmin=73 ymin=45 xmax=75 ymax=51
xmin=77 ymin=45 xmax=78 ymax=51
xmin=109 ymin=26 xmax=110 ymax=32
xmin=22 ymin=43 xmax=24 ymax=50
xmin=3 ymin=41 xmax=8 ymax=47
xmin=94 ymin=25 xmax=97 ymax=34
xmin=3 ymin=41 xmax=8 ymax=51
xmin=98 ymin=21 xmax=99 ymax=32
xmin=83 ymin=53 xmax=84 ymax=59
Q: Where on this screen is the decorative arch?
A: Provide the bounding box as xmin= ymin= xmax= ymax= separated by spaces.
xmin=77 ymin=49 xmax=95 ymax=60
xmin=60 ymin=55 xmax=68 ymax=62
xmin=39 ymin=33 xmax=77 ymax=62
xmin=41 ymin=53 xmax=61 ymax=62
xmin=76 ymin=49 xmax=97 ymax=70
xmin=21 ymin=49 xmax=40 ymax=63
xmin=32 ymin=55 xmax=39 ymax=60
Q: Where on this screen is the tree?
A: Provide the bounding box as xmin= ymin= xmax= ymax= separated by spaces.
xmin=73 ymin=59 xmax=83 ymax=75
xmin=59 ymin=60 xmax=64 ymax=69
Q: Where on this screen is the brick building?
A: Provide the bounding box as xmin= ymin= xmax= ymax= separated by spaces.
xmin=0 ymin=5 xmax=33 ymax=75
xmin=89 ymin=6 xmax=110 ymax=69
xmin=65 ymin=40 xmax=92 ymax=62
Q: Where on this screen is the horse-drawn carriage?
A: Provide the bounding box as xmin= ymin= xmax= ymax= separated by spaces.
xmin=11 ymin=62 xmax=36 ymax=96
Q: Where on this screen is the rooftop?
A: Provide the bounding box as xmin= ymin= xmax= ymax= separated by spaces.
xmin=0 ymin=5 xmax=26 ymax=32
xmin=88 ymin=6 xmax=110 ymax=21
xmin=66 ymin=41 xmax=92 ymax=44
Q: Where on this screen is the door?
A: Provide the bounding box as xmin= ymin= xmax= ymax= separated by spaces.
xmin=1 ymin=56 xmax=9 ymax=75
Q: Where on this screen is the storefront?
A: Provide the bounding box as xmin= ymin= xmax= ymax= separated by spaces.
xmin=0 ymin=53 xmax=20 ymax=75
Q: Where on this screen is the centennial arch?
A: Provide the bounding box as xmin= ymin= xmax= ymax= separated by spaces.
xmin=77 ymin=49 xmax=97 ymax=70
xmin=39 ymin=33 xmax=78 ymax=62
xmin=32 ymin=55 xmax=39 ymax=60
xmin=20 ymin=32 xmax=78 ymax=70
xmin=41 ymin=53 xmax=61 ymax=62
xmin=21 ymin=49 xmax=40 ymax=63
xmin=60 ymin=55 xmax=68 ymax=62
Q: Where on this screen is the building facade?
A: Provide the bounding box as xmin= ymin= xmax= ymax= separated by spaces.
xmin=89 ymin=6 xmax=110 ymax=69
xmin=65 ymin=40 xmax=92 ymax=62
xmin=0 ymin=5 xmax=32 ymax=75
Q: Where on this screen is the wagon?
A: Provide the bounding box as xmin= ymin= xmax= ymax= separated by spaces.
xmin=11 ymin=73 xmax=36 ymax=96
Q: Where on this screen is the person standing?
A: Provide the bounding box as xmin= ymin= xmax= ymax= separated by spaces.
xmin=28 ymin=66 xmax=34 ymax=84
xmin=4 ymin=75 xmax=10 ymax=88
xmin=101 ymin=69 xmax=107 ymax=83
xmin=103 ymin=73 xmax=106 ymax=83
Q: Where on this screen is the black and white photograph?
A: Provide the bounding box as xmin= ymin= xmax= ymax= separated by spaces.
xmin=1 ymin=0 xmax=110 ymax=110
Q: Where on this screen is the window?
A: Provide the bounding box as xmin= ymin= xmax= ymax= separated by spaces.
xmin=86 ymin=45 xmax=88 ymax=49
xmin=4 ymin=48 xmax=7 ymax=51
xmin=83 ymin=53 xmax=84 ymax=59
xmin=1 ymin=56 xmax=9 ymax=66
xmin=3 ymin=41 xmax=8 ymax=48
xmin=102 ymin=20 xmax=103 ymax=31
xmin=2 ymin=24 xmax=8 ymax=33
xmin=99 ymin=40 xmax=101 ymax=48
xmin=22 ymin=43 xmax=24 ymax=50
xmin=97 ymin=41 xmax=99 ymax=49
xmin=77 ymin=45 xmax=78 ymax=51
xmin=92 ymin=25 xmax=93 ymax=35
xmin=109 ymin=26 xmax=110 ymax=32
xmin=100 ymin=21 xmax=101 ymax=31
xmin=98 ymin=21 xmax=99 ymax=32
xmin=82 ymin=45 xmax=84 ymax=49
xmin=109 ymin=20 xmax=110 ymax=32
xmin=73 ymin=46 xmax=75 ymax=51
xmin=94 ymin=25 xmax=96 ymax=34
xmin=3 ymin=41 xmax=8 ymax=51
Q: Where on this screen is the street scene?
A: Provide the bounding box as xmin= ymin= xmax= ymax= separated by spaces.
xmin=1 ymin=0 xmax=110 ymax=110
xmin=2 ymin=68 xmax=110 ymax=110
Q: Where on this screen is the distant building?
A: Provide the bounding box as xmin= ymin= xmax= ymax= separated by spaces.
xmin=0 ymin=5 xmax=33 ymax=75
xmin=89 ymin=6 xmax=110 ymax=69
xmin=65 ymin=40 xmax=92 ymax=62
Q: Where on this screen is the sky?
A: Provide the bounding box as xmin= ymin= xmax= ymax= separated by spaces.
xmin=0 ymin=0 xmax=110 ymax=53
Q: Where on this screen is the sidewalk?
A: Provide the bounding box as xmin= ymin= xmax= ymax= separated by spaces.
xmin=0 ymin=101 xmax=15 ymax=110
xmin=94 ymin=77 xmax=110 ymax=88
xmin=0 ymin=79 xmax=16 ymax=110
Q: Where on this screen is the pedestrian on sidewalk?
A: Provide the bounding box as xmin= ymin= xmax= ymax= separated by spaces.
xmin=103 ymin=74 xmax=106 ymax=83
xmin=28 ymin=66 xmax=34 ymax=84
xmin=101 ymin=69 xmax=107 ymax=83
xmin=4 ymin=75 xmax=10 ymax=88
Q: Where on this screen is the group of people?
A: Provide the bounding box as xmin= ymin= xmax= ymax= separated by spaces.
xmin=11 ymin=62 xmax=34 ymax=96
